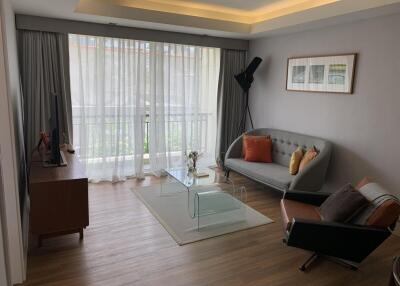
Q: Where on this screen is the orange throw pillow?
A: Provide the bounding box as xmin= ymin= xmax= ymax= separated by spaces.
xmin=299 ymin=146 xmax=318 ymax=171
xmin=244 ymin=136 xmax=272 ymax=163
xmin=242 ymin=134 xmax=270 ymax=158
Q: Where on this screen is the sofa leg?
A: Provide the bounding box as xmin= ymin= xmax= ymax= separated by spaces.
xmin=299 ymin=253 xmax=319 ymax=272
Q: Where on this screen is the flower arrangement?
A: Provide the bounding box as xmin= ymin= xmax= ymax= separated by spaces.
xmin=185 ymin=151 xmax=201 ymax=173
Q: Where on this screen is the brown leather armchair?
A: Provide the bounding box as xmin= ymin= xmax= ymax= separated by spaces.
xmin=280 ymin=186 xmax=399 ymax=271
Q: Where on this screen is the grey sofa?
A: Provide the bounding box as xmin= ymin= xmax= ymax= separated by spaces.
xmin=224 ymin=128 xmax=332 ymax=192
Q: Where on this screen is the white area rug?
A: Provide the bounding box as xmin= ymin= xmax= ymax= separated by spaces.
xmin=131 ymin=182 xmax=273 ymax=245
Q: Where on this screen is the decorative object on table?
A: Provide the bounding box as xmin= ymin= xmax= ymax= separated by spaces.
xmin=234 ymin=57 xmax=262 ymax=136
xmin=286 ymin=54 xmax=357 ymax=93
xmin=185 ymin=151 xmax=201 ymax=173
xmin=194 ymin=171 xmax=210 ymax=178
xmin=63 ymin=132 xmax=75 ymax=154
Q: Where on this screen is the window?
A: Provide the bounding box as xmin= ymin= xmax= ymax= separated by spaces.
xmin=69 ymin=34 xmax=220 ymax=181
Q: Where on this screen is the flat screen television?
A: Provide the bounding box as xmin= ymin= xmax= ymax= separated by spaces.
xmin=50 ymin=93 xmax=61 ymax=165
xmin=44 ymin=93 xmax=66 ymax=167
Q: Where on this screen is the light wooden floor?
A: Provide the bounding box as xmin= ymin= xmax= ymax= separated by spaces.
xmin=22 ymin=171 xmax=400 ymax=286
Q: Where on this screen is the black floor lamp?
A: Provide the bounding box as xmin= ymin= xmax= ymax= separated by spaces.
xmin=234 ymin=57 xmax=262 ymax=137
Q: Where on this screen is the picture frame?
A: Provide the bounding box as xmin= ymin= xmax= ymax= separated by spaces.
xmin=286 ymin=53 xmax=357 ymax=94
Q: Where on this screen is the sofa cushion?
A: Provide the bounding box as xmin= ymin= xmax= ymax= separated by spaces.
xmin=280 ymin=199 xmax=321 ymax=231
xmin=299 ymin=146 xmax=318 ymax=172
xmin=289 ymin=147 xmax=304 ymax=175
xmin=319 ymin=184 xmax=369 ymax=222
xmin=243 ymin=136 xmax=272 ymax=163
xmin=225 ymin=158 xmax=294 ymax=190
xmin=242 ymin=134 xmax=270 ymax=157
xmin=242 ymin=129 xmax=327 ymax=168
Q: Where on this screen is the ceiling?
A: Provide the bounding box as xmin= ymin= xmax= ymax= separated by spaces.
xmin=11 ymin=0 xmax=400 ymax=39
xmin=183 ymin=0 xmax=282 ymax=11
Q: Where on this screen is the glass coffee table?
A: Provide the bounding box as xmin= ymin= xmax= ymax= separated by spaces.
xmin=161 ymin=167 xmax=247 ymax=230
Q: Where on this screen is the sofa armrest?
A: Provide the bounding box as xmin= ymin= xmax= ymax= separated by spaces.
xmin=289 ymin=142 xmax=332 ymax=192
xmin=224 ymin=134 xmax=244 ymax=161
xmin=283 ymin=190 xmax=331 ymax=206
xmin=287 ymin=218 xmax=391 ymax=263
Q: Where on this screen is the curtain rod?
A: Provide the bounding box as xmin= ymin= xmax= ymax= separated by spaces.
xmin=15 ymin=14 xmax=249 ymax=51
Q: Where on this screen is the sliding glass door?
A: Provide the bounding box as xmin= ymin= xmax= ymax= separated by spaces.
xmin=69 ymin=34 xmax=220 ymax=181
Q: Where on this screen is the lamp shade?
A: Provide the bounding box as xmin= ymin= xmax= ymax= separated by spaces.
xmin=234 ymin=57 xmax=262 ymax=92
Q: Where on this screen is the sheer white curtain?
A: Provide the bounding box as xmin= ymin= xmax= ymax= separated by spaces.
xmin=69 ymin=34 xmax=220 ymax=182
xmin=69 ymin=35 xmax=147 ymax=182
xmin=148 ymin=43 xmax=220 ymax=174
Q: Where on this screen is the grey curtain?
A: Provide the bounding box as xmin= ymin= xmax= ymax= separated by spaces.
xmin=18 ymin=30 xmax=72 ymax=160
xmin=216 ymin=49 xmax=247 ymax=166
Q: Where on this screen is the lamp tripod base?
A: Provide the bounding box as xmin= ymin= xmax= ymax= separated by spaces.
xmin=236 ymin=92 xmax=254 ymax=138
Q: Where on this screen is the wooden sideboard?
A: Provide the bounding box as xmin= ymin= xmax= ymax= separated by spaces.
xmin=29 ymin=148 xmax=88 ymax=247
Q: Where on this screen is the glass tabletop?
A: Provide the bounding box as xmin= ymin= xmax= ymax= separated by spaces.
xmin=163 ymin=167 xmax=218 ymax=189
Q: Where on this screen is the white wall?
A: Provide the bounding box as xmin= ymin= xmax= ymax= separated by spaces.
xmin=249 ymin=12 xmax=400 ymax=193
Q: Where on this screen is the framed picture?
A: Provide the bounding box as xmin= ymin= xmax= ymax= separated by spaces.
xmin=286 ymin=54 xmax=357 ymax=94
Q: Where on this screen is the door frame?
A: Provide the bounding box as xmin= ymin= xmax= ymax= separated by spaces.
xmin=0 ymin=158 xmax=10 ymax=285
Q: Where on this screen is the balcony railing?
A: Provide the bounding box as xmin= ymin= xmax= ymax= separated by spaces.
xmin=142 ymin=113 xmax=211 ymax=154
xmin=71 ymin=108 xmax=212 ymax=163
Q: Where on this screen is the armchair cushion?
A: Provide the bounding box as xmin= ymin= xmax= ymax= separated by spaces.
xmin=319 ymin=184 xmax=369 ymax=222
xmin=280 ymin=199 xmax=321 ymax=231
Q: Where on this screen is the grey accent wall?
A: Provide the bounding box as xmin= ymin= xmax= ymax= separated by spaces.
xmin=16 ymin=15 xmax=249 ymax=51
xmin=249 ymin=12 xmax=400 ymax=194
